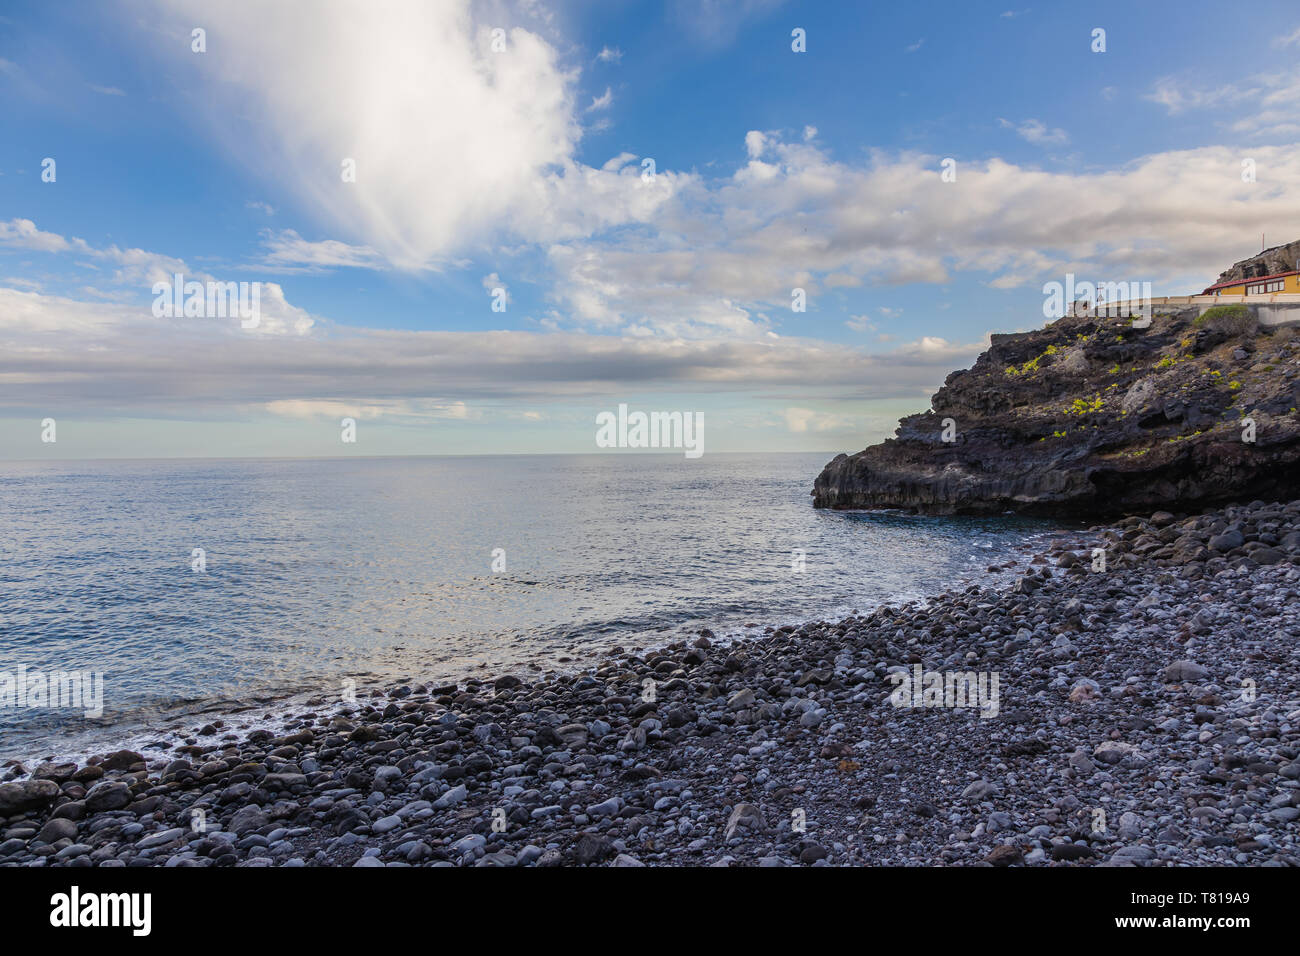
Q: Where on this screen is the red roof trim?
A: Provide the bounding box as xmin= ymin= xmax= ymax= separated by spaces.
xmin=1203 ymin=269 xmax=1300 ymax=293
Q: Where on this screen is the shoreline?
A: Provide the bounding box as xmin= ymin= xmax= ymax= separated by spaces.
xmin=2 ymin=503 xmax=1297 ymax=867
xmin=1 ymin=524 xmax=1068 ymax=769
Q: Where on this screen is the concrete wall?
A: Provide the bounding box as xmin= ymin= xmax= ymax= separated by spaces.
xmin=1252 ymin=302 xmax=1300 ymax=327
xmin=1081 ymin=294 xmax=1300 ymax=327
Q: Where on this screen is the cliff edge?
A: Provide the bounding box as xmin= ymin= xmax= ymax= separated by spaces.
xmin=812 ymin=306 xmax=1300 ymax=516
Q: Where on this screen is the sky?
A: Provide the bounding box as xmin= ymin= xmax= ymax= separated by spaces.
xmin=1 ymin=0 xmax=1299 ymax=459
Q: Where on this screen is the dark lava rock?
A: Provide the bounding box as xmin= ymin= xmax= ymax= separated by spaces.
xmin=812 ymin=307 xmax=1300 ymax=516
xmin=36 ymin=818 xmax=78 ymax=844
xmin=985 ymin=845 xmax=1024 ymax=867
xmin=798 ymin=842 xmax=829 ymax=864
xmin=0 ymin=779 xmax=61 ymax=814
xmin=1209 ymin=529 xmax=1245 ymax=552
xmin=84 ymin=782 xmax=132 ymax=812
xmin=100 ymin=750 xmax=145 ymax=772
xmin=572 ymin=833 xmax=615 ymax=865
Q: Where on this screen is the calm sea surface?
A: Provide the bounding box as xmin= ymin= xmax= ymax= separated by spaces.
xmin=0 ymin=453 xmax=1065 ymax=758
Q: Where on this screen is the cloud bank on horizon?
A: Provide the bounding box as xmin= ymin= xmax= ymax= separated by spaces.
xmin=1 ymin=0 xmax=1299 ymax=457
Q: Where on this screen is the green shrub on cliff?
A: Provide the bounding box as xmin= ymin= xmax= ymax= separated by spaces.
xmin=1195 ymin=304 xmax=1255 ymax=337
xmin=1004 ymin=345 xmax=1061 ymax=377
xmin=1065 ymin=395 xmax=1104 ymax=415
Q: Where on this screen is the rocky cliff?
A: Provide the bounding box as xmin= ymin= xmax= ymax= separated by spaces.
xmin=1215 ymin=239 xmax=1300 ymax=284
xmin=812 ymin=306 xmax=1300 ymax=516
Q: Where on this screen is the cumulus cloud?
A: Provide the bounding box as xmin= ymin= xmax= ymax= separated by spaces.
xmin=0 ymin=218 xmax=197 ymax=289
xmin=1 ymin=218 xmax=319 ymax=332
xmin=1 ymin=219 xmax=315 ymax=335
xmin=544 ymin=135 xmax=1300 ymax=338
xmin=124 ymin=3 xmax=1300 ymax=347
xmin=0 ymin=218 xmax=71 ymax=253
xmin=141 ymin=0 xmax=683 ymax=270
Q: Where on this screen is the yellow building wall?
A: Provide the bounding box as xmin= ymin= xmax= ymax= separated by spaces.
xmin=1212 ymin=274 xmax=1300 ymax=295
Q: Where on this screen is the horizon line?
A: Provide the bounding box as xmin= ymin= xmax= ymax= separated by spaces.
xmin=0 ymin=449 xmax=846 ymax=465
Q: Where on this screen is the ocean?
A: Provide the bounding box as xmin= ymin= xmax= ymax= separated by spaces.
xmin=0 ymin=452 xmax=1064 ymax=759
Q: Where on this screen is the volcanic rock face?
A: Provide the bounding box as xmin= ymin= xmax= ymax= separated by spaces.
xmin=1215 ymin=239 xmax=1300 ymax=284
xmin=813 ymin=307 xmax=1300 ymax=516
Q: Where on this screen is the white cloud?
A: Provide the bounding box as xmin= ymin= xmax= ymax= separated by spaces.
xmin=1146 ymin=76 xmax=1241 ymax=114
xmin=0 ymin=284 xmax=984 ymax=414
xmin=259 ymin=229 xmax=385 ymax=271
xmin=1146 ymin=69 xmax=1300 ymax=137
xmin=596 ymin=46 xmax=622 ymax=63
xmin=1229 ymin=72 xmax=1300 ymax=138
xmin=265 ymin=398 xmax=470 ymax=421
xmin=586 ymin=86 xmax=613 ymax=112
xmin=545 ymin=134 xmax=1300 ymax=337
xmin=0 ymin=219 xmax=201 ymax=290
xmin=0 ymin=218 xmax=315 ymax=335
xmin=998 ymin=117 xmax=1068 ymax=146
xmin=90 ymin=84 xmax=126 ymax=96
xmin=0 ymin=283 xmax=311 ymax=342
xmin=0 ymin=218 xmax=71 ymax=252
xmin=142 ymin=0 xmax=681 ymax=271
xmin=905 ymin=38 xmax=924 ymax=53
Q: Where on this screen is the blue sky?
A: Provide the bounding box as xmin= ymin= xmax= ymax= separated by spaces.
xmin=1 ymin=0 xmax=1299 ymax=458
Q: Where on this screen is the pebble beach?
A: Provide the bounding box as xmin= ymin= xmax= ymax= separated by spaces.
xmin=3 ymin=499 xmax=1299 ymax=867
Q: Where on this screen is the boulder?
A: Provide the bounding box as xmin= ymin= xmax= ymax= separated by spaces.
xmin=1161 ymin=660 xmax=1209 ymax=682
xmin=0 ymin=779 xmax=61 ymax=815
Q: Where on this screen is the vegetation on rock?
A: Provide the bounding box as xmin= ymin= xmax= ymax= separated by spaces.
xmin=813 ymin=308 xmax=1300 ymax=515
